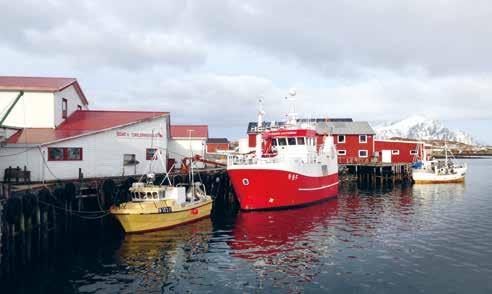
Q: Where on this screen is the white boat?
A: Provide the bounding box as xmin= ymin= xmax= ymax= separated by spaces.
xmin=412 ymin=143 xmax=467 ymax=184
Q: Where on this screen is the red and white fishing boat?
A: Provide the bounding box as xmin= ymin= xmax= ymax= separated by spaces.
xmin=227 ymin=90 xmax=339 ymax=210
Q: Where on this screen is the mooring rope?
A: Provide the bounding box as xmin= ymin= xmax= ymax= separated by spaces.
xmin=37 ymin=199 xmax=110 ymax=219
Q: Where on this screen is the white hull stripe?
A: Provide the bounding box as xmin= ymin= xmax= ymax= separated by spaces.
xmin=298 ymin=181 xmax=339 ymax=191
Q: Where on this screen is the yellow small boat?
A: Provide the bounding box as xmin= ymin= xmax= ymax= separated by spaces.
xmin=110 ymin=180 xmax=213 ymax=233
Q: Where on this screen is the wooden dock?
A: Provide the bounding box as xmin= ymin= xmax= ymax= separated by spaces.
xmin=340 ymin=162 xmax=413 ymax=187
xmin=0 ymin=167 xmax=236 ymax=279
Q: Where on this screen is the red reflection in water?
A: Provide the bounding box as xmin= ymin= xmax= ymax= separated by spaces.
xmin=230 ymin=199 xmax=338 ymax=260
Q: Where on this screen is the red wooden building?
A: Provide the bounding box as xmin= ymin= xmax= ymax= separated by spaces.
xmin=246 ymin=119 xmax=375 ymax=164
xmin=374 ymin=139 xmax=425 ymax=164
xmin=206 ymin=138 xmax=230 ymax=153
xmin=246 ymin=119 xmax=426 ymax=165
xmin=315 ymin=121 xmax=376 ymax=164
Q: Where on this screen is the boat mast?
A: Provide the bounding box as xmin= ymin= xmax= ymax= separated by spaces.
xmin=255 ymin=99 xmax=265 ymax=159
xmin=188 ymin=129 xmax=195 ymax=203
xmin=285 ymin=88 xmax=297 ymax=126
xmin=444 ymin=139 xmax=448 ymax=167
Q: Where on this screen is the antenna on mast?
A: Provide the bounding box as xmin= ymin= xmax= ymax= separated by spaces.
xmin=257 ymin=97 xmax=265 ymax=131
xmin=285 ymin=88 xmax=297 ymax=126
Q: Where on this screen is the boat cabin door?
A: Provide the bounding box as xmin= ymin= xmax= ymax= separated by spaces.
xmin=382 ymin=150 xmax=392 ymax=163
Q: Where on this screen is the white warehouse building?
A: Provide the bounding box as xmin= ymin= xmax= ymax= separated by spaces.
xmin=168 ymin=125 xmax=208 ymax=169
xmin=0 ymin=76 xmax=172 ymax=182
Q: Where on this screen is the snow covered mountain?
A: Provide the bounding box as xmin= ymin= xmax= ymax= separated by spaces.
xmin=372 ymin=115 xmax=477 ymax=145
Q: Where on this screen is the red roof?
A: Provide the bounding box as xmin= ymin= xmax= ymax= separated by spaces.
xmin=171 ymin=125 xmax=208 ymax=138
xmin=0 ymin=76 xmax=89 ymax=105
xmin=6 ymin=110 xmax=168 ymax=144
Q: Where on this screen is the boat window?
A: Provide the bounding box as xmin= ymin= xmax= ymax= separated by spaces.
xmin=297 ymin=137 xmax=305 ymax=145
xmin=140 ymin=192 xmax=146 ymax=199
xmin=159 ymin=191 xmax=165 ymax=199
xmin=288 ymin=137 xmax=297 ymax=145
xmin=152 ymin=192 xmax=158 ymax=199
xmin=146 ymin=192 xmax=152 ymax=199
xmin=278 ymin=138 xmax=287 ymax=146
xmin=271 ymin=139 xmax=277 ymax=146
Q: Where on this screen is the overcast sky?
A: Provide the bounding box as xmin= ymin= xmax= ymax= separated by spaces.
xmin=2 ymin=0 xmax=491 ymax=143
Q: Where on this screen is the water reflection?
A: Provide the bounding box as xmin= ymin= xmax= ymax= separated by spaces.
xmin=3 ymin=160 xmax=492 ymax=293
xmin=111 ymin=219 xmax=213 ymax=292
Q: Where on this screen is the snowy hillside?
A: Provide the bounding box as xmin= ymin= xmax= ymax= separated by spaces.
xmin=372 ymin=115 xmax=477 ymax=145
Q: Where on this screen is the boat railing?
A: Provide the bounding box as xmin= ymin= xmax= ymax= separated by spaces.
xmin=227 ymin=151 xmax=320 ymax=166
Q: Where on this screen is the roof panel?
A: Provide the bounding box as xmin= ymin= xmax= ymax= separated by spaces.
xmin=6 ymin=110 xmax=168 ymax=144
xmin=0 ymin=76 xmax=89 ymax=105
xmin=171 ymin=125 xmax=208 ymax=138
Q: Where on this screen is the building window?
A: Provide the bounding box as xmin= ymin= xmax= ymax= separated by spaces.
xmin=359 ymin=135 xmax=367 ymax=143
xmin=66 ymin=148 xmax=83 ymax=160
xmin=48 ymin=148 xmax=64 ymax=161
xmin=337 ymin=150 xmax=347 ymax=156
xmin=146 ymin=148 xmax=158 ymax=160
xmin=392 ymin=150 xmax=400 ymax=155
xmin=62 ymin=98 xmax=68 ymax=119
xmin=338 ymin=135 xmax=345 ymax=143
xmin=410 ymin=150 xmax=418 ymax=155
xmin=123 ymin=154 xmax=137 ymax=165
xmin=48 ymin=147 xmax=83 ymax=161
xmin=358 ymin=150 xmax=368 ymax=158
xmin=77 ymin=105 xmax=82 ymax=110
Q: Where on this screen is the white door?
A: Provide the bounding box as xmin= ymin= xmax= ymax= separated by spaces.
xmin=382 ymin=150 xmax=392 ymax=163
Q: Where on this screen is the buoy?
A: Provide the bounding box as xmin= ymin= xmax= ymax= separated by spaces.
xmin=53 ymin=187 xmax=65 ymax=202
xmin=23 ymin=193 xmax=36 ymax=218
xmin=6 ymin=197 xmax=22 ymax=225
xmin=64 ymin=182 xmax=77 ymax=202
xmin=38 ymin=188 xmax=52 ymax=208
xmin=102 ymin=179 xmax=116 ymax=208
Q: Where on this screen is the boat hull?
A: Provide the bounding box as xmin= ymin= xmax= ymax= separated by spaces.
xmin=228 ymin=169 xmax=338 ymax=210
xmin=111 ymin=200 xmax=212 ymax=233
xmin=413 ymin=171 xmax=466 ymax=184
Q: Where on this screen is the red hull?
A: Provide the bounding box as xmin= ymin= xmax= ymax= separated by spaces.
xmin=228 ymin=169 xmax=339 ymax=210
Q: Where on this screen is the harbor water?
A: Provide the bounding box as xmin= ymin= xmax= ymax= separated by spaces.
xmin=2 ymin=159 xmax=492 ymax=293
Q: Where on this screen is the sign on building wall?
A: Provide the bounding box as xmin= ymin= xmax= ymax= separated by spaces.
xmin=116 ymin=131 xmax=163 ymax=139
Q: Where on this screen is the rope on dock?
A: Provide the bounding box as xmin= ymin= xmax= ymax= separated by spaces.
xmin=37 ymin=199 xmax=110 ymax=219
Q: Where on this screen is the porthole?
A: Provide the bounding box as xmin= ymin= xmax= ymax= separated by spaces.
xmin=242 ymin=178 xmax=250 ymax=186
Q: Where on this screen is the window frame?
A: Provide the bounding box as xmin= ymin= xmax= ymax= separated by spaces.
xmin=277 ymin=138 xmax=287 ymax=146
xmin=47 ymin=147 xmax=83 ymax=161
xmin=359 ymin=134 xmax=367 ymax=143
xmin=287 ymin=137 xmax=297 ymax=145
xmin=338 ymin=135 xmax=345 ymax=144
xmin=146 ymin=148 xmax=158 ymax=160
xmin=337 ymin=150 xmax=347 ymax=156
xmin=358 ymin=149 xmax=368 ymax=158
xmin=62 ymin=98 xmax=68 ymax=119
xmin=392 ymin=150 xmax=400 ymax=155
xmin=123 ymin=154 xmax=137 ymax=165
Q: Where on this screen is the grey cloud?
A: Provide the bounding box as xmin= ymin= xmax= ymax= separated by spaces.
xmin=1 ymin=0 xmax=492 ymax=142
xmin=1 ymin=0 xmax=206 ymax=70
xmin=90 ymin=74 xmax=275 ymax=126
xmin=4 ymin=0 xmax=492 ymax=74
xmin=187 ymin=0 xmax=492 ymax=76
